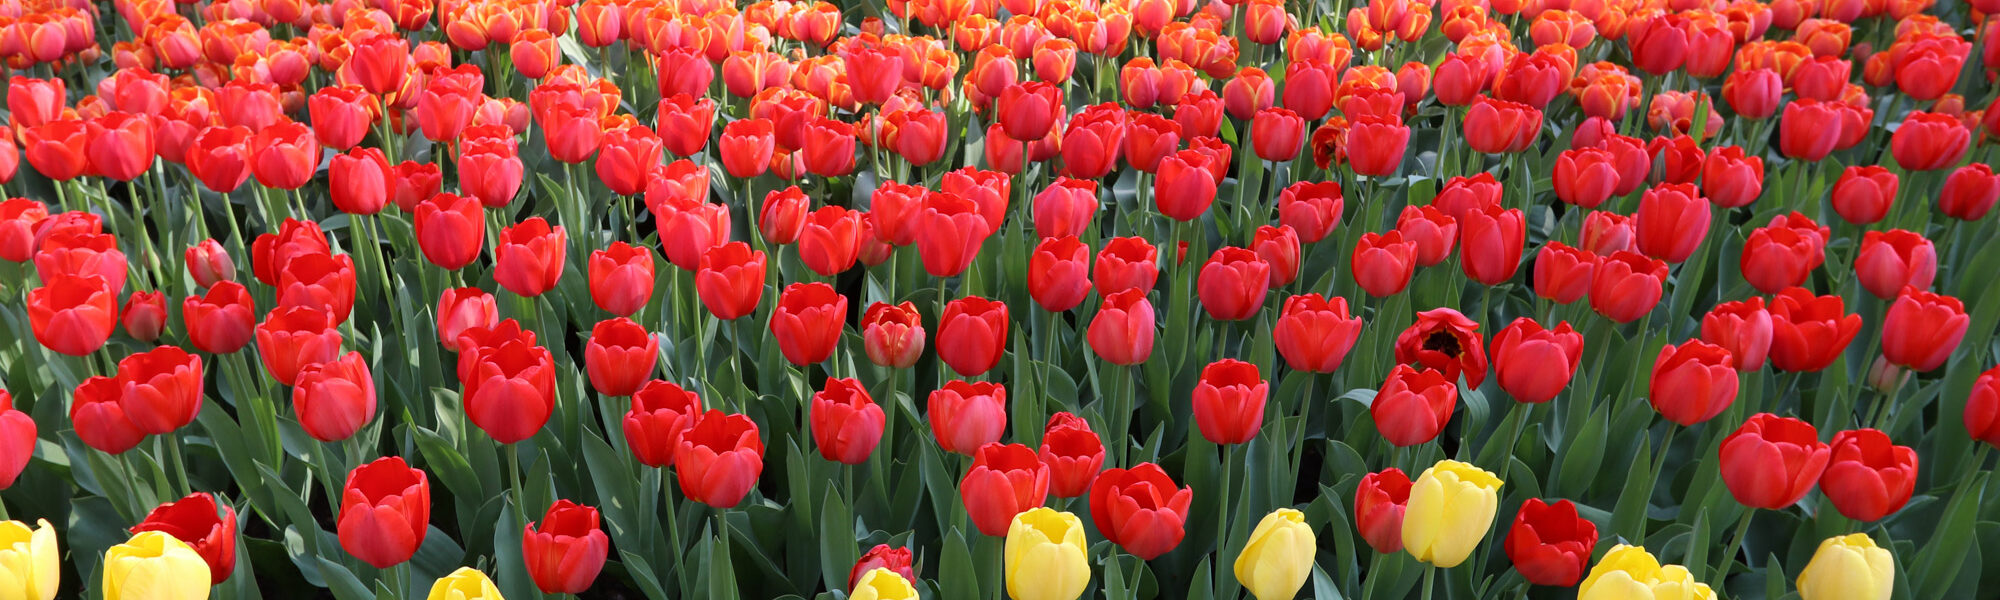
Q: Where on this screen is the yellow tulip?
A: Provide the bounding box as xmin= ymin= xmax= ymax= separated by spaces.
xmin=1400 ymin=460 xmax=1502 ymax=568
xmin=851 ymin=567 xmax=920 ymax=600
xmin=0 ymin=519 xmax=59 ymax=600
xmin=1797 ymin=534 xmax=1893 ymax=600
xmin=428 ymin=567 xmax=504 ymax=600
xmin=1233 ymin=508 xmax=1315 ymax=600
xmin=1004 ymin=507 xmax=1090 ymax=600
xmin=1577 ymin=544 xmax=1716 ymax=600
xmin=102 ymin=531 xmax=212 ymax=600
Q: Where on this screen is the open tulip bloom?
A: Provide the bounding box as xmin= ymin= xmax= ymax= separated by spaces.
xmin=7 ymin=1 xmax=2000 ymax=599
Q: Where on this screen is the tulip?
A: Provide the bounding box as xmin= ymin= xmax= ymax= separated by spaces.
xmin=1722 ymin=67 xmax=1782 ymax=119
xmin=1816 ymin=429 xmax=1917 ymax=522
xmin=1089 ymin=462 xmax=1191 ymax=559
xmin=113 ymin=346 xmax=204 ymax=436
xmin=247 ymin=121 xmax=320 ymax=190
xmin=1155 ymin=149 xmax=1220 ymax=221
xmin=519 ymin=500 xmax=609 ymax=594
xmin=292 ymin=351 xmax=376 ymax=443
xmin=1094 ymin=237 xmax=1160 ymax=296
xmin=997 ymin=82 xmax=1064 ymax=141
xmin=1890 ymin=111 xmax=1970 ymax=172
xmin=1457 ymin=205 xmax=1525 ymax=285
xmin=494 ymin=218 xmax=566 ymax=298
xmin=1346 ymin=115 xmax=1410 ymax=176
xmin=1249 ymin=226 xmax=1301 ymax=288
xmin=428 ymin=567 xmax=503 ymax=600
xmin=1271 ymin=294 xmax=1363 ymax=373
xmin=695 ymin=243 xmax=766 ymax=322
xmin=1720 ymin=413 xmax=1831 ymax=509
xmin=1352 ymin=231 xmax=1419 ymax=297
xmin=1881 ymin=288 xmax=1969 ymax=372
xmin=1402 ymin=460 xmax=1503 ymax=567
xmin=929 ymin=381 xmax=1007 ymax=456
xmin=85 ymin=112 xmax=155 ymax=182
xmin=338 ymin=457 xmax=429 ymax=568
xmin=1854 ymin=230 xmax=1936 ymax=300
xmin=1251 ymin=107 xmax=1305 ymax=162
xmin=308 ymin=86 xmax=373 ymax=151
xmin=256 ymin=306 xmax=344 ymax=387
xmin=1576 ymin=545 xmax=1717 ymax=600
xmin=1489 ymin=318 xmax=1583 ymax=404
xmin=770 ymin=282 xmax=847 ymax=366
xmin=1197 ymin=247 xmax=1271 ymax=321
xmin=676 ymin=410 xmax=765 ymax=508
xmin=459 ymin=133 xmax=526 ymax=208
xmin=1032 ymin=179 xmax=1099 ymax=240
xmin=1532 ymin=242 xmax=1595 ymax=305
xmin=587 ymin=242 xmax=655 ymax=317
xmin=1797 ymin=534 xmax=1893 ymax=600
xmin=1234 ymin=508 xmax=1314 ymax=600
xmin=1739 ymin=224 xmax=1819 ymax=294
xmin=1060 ymin=104 xmax=1126 ymax=179
xmin=1277 ymin=181 xmax=1343 ymax=243
xmin=850 ymin=545 xmax=918 ymax=590
xmin=1632 ymin=183 xmax=1710 ymax=263
xmin=720 ymin=119 xmax=776 ymax=179
xmin=1701 ymin=146 xmax=1764 ymax=208
xmin=1647 ymin=340 xmax=1739 ymax=426
xmin=1355 ymin=468 xmax=1412 ymax=553
xmin=0 ymin=199 xmax=48 ymax=263
xmin=1281 ymin=60 xmax=1337 ymax=120
xmin=0 ymin=393 xmax=28 ymax=489
xmin=962 ymin=443 xmax=1051 ymax=537
xmin=1193 ymin=359 xmax=1268 ymax=445
xmin=862 ymin=302 xmax=926 ymax=369
xmin=22 ymin=120 xmax=89 ymax=181
xmin=1699 ymin=298 xmax=1773 ymax=372
xmin=1830 ymin=166 xmax=1898 ymax=225
xmin=1123 ymin=112 xmax=1180 ymax=174
xmin=1590 ymin=251 xmax=1667 ymax=323
xmin=1039 ymin=414 xmax=1105 ymax=499
xmin=118 ymin=291 xmax=165 ymax=342
xmin=850 ymin=568 xmax=918 ymax=600
xmin=594 ymin=125 xmax=663 ymax=197
xmin=1464 ymin=96 xmax=1541 ymax=154
xmin=584 ymin=318 xmax=658 ymax=397
xmin=1394 ymin=308 xmax=1489 ymax=387
xmin=1394 ymin=206 xmax=1457 ymax=267
xmin=26 ymin=275 xmax=117 ymax=356
xmin=1026 ymin=237 xmax=1092 ymax=313
xmin=1087 ymin=289 xmax=1156 ymax=366
xmin=918 ymin=192 xmax=994 ymax=277
xmin=1003 ymin=508 xmax=1091 ymax=600
xmin=1780 ymin=99 xmax=1842 ymax=162
xmin=1768 ymin=287 xmax=1863 ymax=373
xmin=938 ymin=296 xmax=1009 ymax=376
xmin=414 ymin=193 xmax=485 ymax=271
xmin=0 ymin=518 xmax=58 ymax=600
xmin=436 ymin=288 xmax=499 ymax=347
xmin=1504 ymin=498 xmax=1596 ymax=587
xmin=130 ymin=492 xmax=238 ymax=584
xmin=389 ymin=162 xmax=442 ymax=212
xmin=103 ymin=531 xmax=211 ymax=600
xmin=811 ymin=377 xmax=884 ymax=465
xmin=623 ymin=381 xmax=704 ymax=468
xmin=1373 ymin=366 xmax=1457 ymax=447
xmin=36 ymin=232 xmax=129 ymax=294
xmin=1939 ymin=164 xmax=1999 ymax=221
xmin=798 ymin=207 xmax=863 ymax=276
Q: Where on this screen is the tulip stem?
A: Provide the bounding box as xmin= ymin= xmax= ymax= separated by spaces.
xmin=1714 ymin=509 xmax=1755 ymax=583
xmin=1359 ymin=551 xmax=1383 ymax=600
xmin=1420 ymin=564 xmax=1435 ymax=600
xmin=1216 ymin=443 xmax=1236 ymax=559
xmin=166 ymin=432 xmax=191 ymax=496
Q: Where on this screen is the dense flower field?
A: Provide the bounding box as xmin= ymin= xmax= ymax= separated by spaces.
xmin=0 ymin=0 xmax=1998 ymax=596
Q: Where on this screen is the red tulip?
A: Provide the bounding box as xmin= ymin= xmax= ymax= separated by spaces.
xmin=121 ymin=291 xmax=166 ymax=342
xmin=1700 ymin=298 xmax=1774 ymax=372
xmin=652 ymin=199 xmax=730 ymax=274
xmin=1032 ymin=178 xmax=1099 ymax=240
xmin=22 ymin=119 xmax=89 ymax=181
xmin=997 ymin=82 xmax=1065 ymax=141
xmin=1768 ymin=287 xmax=1863 ymax=373
xmin=86 ymin=112 xmax=155 ymax=182
xmin=1346 ymin=115 xmax=1410 ymax=176
xmin=1372 ymin=365 xmax=1457 ymax=447
xmin=248 ymin=121 xmax=320 ymax=190
xmin=719 ymin=118 xmax=776 ymax=179
xmin=1093 ymin=236 xmax=1160 ymax=296
xmin=1504 ymin=498 xmax=1597 ymax=587
xmin=1890 ymin=111 xmax=1970 ymax=171
xmin=623 ymin=381 xmax=704 ymax=468
xmin=0 ymin=199 xmax=47 ymax=263
xmin=1251 ymin=225 xmax=1301 ymax=287
xmin=1633 ymin=183 xmax=1710 ymax=263
xmin=1282 ymin=60 xmax=1338 ymax=120
xmin=1701 ymin=146 xmax=1765 ymax=208
xmin=1780 ymin=99 xmax=1841 ymax=162
xmin=771 ymin=282 xmax=847 ymax=366
xmin=849 ymin=545 xmax=917 ymax=590
xmin=761 ymin=186 xmax=810 ymax=246
xmin=308 ymin=85 xmax=374 ymax=151
xmin=1395 ymin=308 xmax=1489 ymax=388
xmin=275 ymin=253 xmax=357 ymax=325
xmin=459 ymin=128 xmax=525 ymax=207
xmin=72 ymin=376 xmax=144 ymax=454
xmin=1154 ymin=149 xmax=1220 ymax=221
xmin=494 ymin=218 xmax=567 ymax=298
xmin=181 ymin=282 xmax=255 ymax=354
xmin=132 ymin=492 xmax=240 ymax=583
xmin=522 ymin=500 xmax=610 ymax=594
xmin=1854 ymin=230 xmax=1936 ymax=300
xmin=453 ymin=320 xmax=538 ymax=386
xmin=1278 ymin=181 xmax=1344 ymax=243
xmin=1531 ymin=242 xmax=1595 ymax=305
xmin=1819 ymin=429 xmax=1917 ymax=522
xmin=0 ymin=392 xmax=27 ymax=488
xmin=586 ymin=242 xmax=655 ymax=317
xmin=414 ymin=193 xmax=486 ymax=271
xmin=1395 ymin=205 xmax=1458 ymax=267
xmin=800 ymin=206 xmax=864 ymax=276
xmin=1089 ymin=462 xmax=1192 ymax=560
xmin=585 ymin=318 xmax=658 ymax=397
xmin=1719 ymin=413 xmax=1830 ymax=510
xmin=1060 ymin=103 xmax=1126 ymax=179
xmin=1432 ymin=172 xmax=1502 ymax=223
xmin=1939 ymin=164 xmax=2000 ymax=221
xmin=436 ymin=288 xmax=499 ymax=348
xmin=7 ymin=77 xmax=65 ymax=130
xmin=1192 ymin=359 xmax=1268 ymax=445
xmin=1965 ymin=367 xmax=2000 ymax=448
xmin=1123 ymin=112 xmax=1181 ymax=174
xmin=929 ymin=380 xmax=1007 ymax=456
xmin=1039 ymin=413 xmax=1105 ymax=499
xmin=1589 ymin=251 xmax=1668 ymax=323
xmin=812 ymin=377 xmax=884 ymax=465
xmin=537 ymin=103 xmax=604 ymax=165
xmin=337 ymin=456 xmax=430 ymax=568
xmin=1463 ymin=96 xmax=1541 ymax=154
xmin=1627 ymin=13 xmax=1689 ymax=74
xmin=1648 ymin=340 xmax=1739 ymax=426
xmin=1458 ymin=205 xmax=1525 ymax=285
xmin=464 ymin=338 xmax=558 ymax=444
xmin=1490 ymin=318 xmax=1583 ymax=404
xmin=35 ymin=232 xmax=128 ymax=295
xmin=939 ymin=296 xmax=1009 ymax=376
xmin=115 ymin=346 xmax=203 ymax=435
xmin=1251 ymin=107 xmax=1305 ymax=162
xmin=959 ymin=443 xmax=1051 ymax=537
xmin=1830 ymin=165 xmax=1898 ymax=225
xmin=1197 ymin=247 xmax=1270 ymax=321
xmin=595 ymin=125 xmax=663 ymax=197
xmin=1353 ymin=231 xmax=1418 ymax=297
xmin=292 ymin=351 xmax=376 ymax=443
xmin=391 ymin=161 xmax=442 ymax=212
xmin=1882 ymin=288 xmax=1968 ymax=372
xmin=862 ymin=302 xmax=927 ymax=369
xmin=27 ymin=275 xmax=117 ymax=356
xmin=328 ymin=147 xmax=392 ymax=215
xmin=1355 ymin=468 xmax=1412 ymax=553
xmin=1739 ymin=223 xmax=1820 ymax=294
xmin=1722 ymin=67 xmax=1782 ymax=119
xmin=656 ymin=94 xmax=716 ymax=158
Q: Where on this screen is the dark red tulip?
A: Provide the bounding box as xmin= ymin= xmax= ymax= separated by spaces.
xmin=1939 ymin=164 xmax=2000 ymax=221
xmin=770 ymin=282 xmax=847 ymax=366
xmin=1372 ymin=365 xmax=1457 ymax=447
xmin=1192 ymin=359 xmax=1268 ymax=445
xmin=1830 ymin=165 xmax=1898 ymax=225
xmin=585 ymin=318 xmax=659 ymax=397
xmin=337 ymin=456 xmax=430 ymax=568
xmin=1278 ymin=181 xmax=1344 ymax=243
xmin=939 ymin=296 xmax=1009 ymax=376
xmin=812 ymin=377 xmax=884 ymax=465
xmin=1355 ymin=468 xmax=1412 ymax=553
xmin=1197 ymin=247 xmax=1270 ymax=321
xmin=1719 ymin=413 xmax=1830 ymax=510
xmin=27 ymin=276 xmax=117 ymax=356
xmin=1649 ymin=340 xmax=1739 ymax=426
xmin=522 ymin=500 xmax=610 ymax=594
xmin=623 ymin=380 xmax=704 ymax=468
xmin=1504 ymin=499 xmax=1597 ymax=587
xmin=1395 ymin=308 xmax=1489 ymax=388
xmin=862 ymin=302 xmax=927 ymax=369
xmin=132 ymin=492 xmax=240 ymax=583
xmin=1039 ymin=413 xmax=1105 ymax=499
xmin=667 ymin=415 xmax=762 ymax=508
xmin=1701 ymin=298 xmax=1774 ymax=372
xmin=293 ymin=351 xmax=376 ymax=443
xmin=1819 ymin=429 xmax=1917 ymax=522
xmin=1352 ymin=231 xmax=1418 ymax=297
xmin=930 ymin=380 xmax=1007 ymax=456
xmin=1882 ymin=288 xmax=1968 ymax=372
xmin=1634 ymin=183 xmax=1710 ymax=263
xmin=1768 ymin=287 xmax=1863 ymax=373
xmin=1089 ymin=462 xmax=1191 ymax=560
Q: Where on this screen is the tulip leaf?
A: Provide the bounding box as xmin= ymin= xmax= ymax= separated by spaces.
xmin=819 ymin=488 xmax=857 ymax=594
xmin=1913 ymin=472 xmax=1986 ymax=599
xmin=939 ymin=529 xmax=979 ymax=600
xmin=412 ymin=426 xmax=481 ymax=500
xmin=1551 ymin=403 xmax=1610 ymax=500
xmin=1609 ymin=436 xmax=1656 ymax=543
xmin=316 ymin=557 xmax=375 ymax=600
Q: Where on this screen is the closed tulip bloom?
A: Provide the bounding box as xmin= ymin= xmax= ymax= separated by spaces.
xmin=0 ymin=518 xmax=59 ymax=600
xmin=73 ymin=376 xmax=145 ymax=454
xmin=1882 ymin=288 xmax=1969 ymax=372
xmin=273 ymin=253 xmax=358 ymax=325
xmin=522 ymin=500 xmax=609 ymax=594
xmin=1648 ymin=340 xmax=1739 ymax=426
xmin=1273 ymin=294 xmax=1364 ymax=374
xmin=1700 ymin=146 xmax=1764 ymax=208
xmin=937 ymin=297 xmax=1009 ymax=375
xmin=1392 ymin=205 xmax=1457 ymax=267
xmin=1768 ymin=287 xmax=1863 ymax=372
xmin=1346 ymin=115 xmax=1410 ymax=176
xmin=1720 ymin=413 xmax=1831 ymax=509
xmin=85 ymin=112 xmax=155 ymax=182
xmin=595 ymin=125 xmax=663 ymax=197
xmin=849 ymin=545 xmax=918 ymax=591
xmin=997 ymin=82 xmax=1064 ymax=141
xmin=414 ymin=193 xmax=485 ymax=270
xmin=1088 ymin=289 xmax=1156 ymax=366
xmin=1939 ymin=164 xmax=2000 ymax=221
xmin=849 ymin=568 xmax=918 ymax=600
xmin=1576 ymin=545 xmax=1716 ymax=600
xmin=1740 ymin=224 xmax=1820 ymax=294
xmin=0 ymin=394 xmax=28 ymax=489
xmin=1853 ymin=230 xmax=1936 ymax=300
xmin=1504 ymin=498 xmax=1596 ymax=587
xmin=862 ymin=302 xmax=926 ymax=369
xmin=1094 ymin=236 xmax=1160 ymax=296
xmin=1027 ymin=237 xmax=1092 ymax=313
xmin=1402 ymin=460 xmax=1503 ymax=567
xmin=695 ymin=243 xmax=765 ymax=322
xmin=114 ymin=346 xmax=203 ymax=435
xmin=1281 ymin=60 xmax=1338 ymax=120
xmin=1251 ymin=107 xmax=1305 ymax=162
xmin=962 ymin=443 xmax=1051 ymax=537
xmin=1463 ymin=96 xmax=1542 ymax=154
xmin=326 ymin=147 xmax=391 ymax=216
xmin=247 ymin=121 xmax=320 ymax=190
xmin=1356 ymin=468 xmax=1413 ymax=553
xmin=464 ymin=340 xmax=556 ymax=444
xmin=1193 ymin=359 xmax=1268 ymax=445
xmin=1722 ymin=67 xmax=1782 ymax=119
xmin=1277 ymin=181 xmax=1343 ymax=243
xmin=435 ymin=288 xmax=499 ymax=347
xmin=676 ymin=410 xmax=765 ymax=508
xmin=338 ymin=457 xmax=429 ymax=568
xmin=1700 ymin=298 xmax=1773 ymax=371
xmin=1818 ymin=429 xmax=1917 ymax=522
xmin=1797 ymin=534 xmax=1893 ymax=600
xmin=587 ymin=242 xmax=655 ymax=317
xmin=494 ymin=217 xmax=565 ymax=297
xmin=1122 ymin=112 xmax=1180 ymax=174
xmin=623 ymin=381 xmax=704 ymax=468
xmin=1780 ymin=99 xmax=1842 ymax=162
xmin=1626 ymin=14 xmax=1689 ymax=74
xmin=1197 ymin=247 xmax=1271 ymax=321
xmin=1633 ymin=183 xmax=1710 ymax=263
xmin=1490 ymin=318 xmax=1583 ymax=404
xmin=655 ymin=94 xmax=715 ymax=158
xmin=719 ymin=118 xmax=776 ymax=179
xmin=308 ymin=86 xmax=373 ymax=151
xmin=1532 ymin=242 xmax=1595 ymax=304
xmin=1089 ymin=462 xmax=1192 ymax=560
xmin=1032 ymin=179 xmax=1099 ymax=240
xmin=119 ymin=291 xmax=165 ymax=342
xmin=812 ymin=377 xmax=884 ymax=465
xmin=428 ymin=567 xmax=502 ymax=600
xmin=799 ymin=206 xmax=863 ymax=276
xmin=1059 ymin=104 xmax=1126 ymax=179
xmin=26 ymin=275 xmax=116 ymax=356
xmin=255 ymin=305 xmax=343 ymax=386
xmin=293 ymin=351 xmax=377 ymax=442
xmin=1890 ymin=111 xmax=1970 ymax=172
xmin=0 ymin=199 xmax=47 ymax=263
xmin=1353 ymin=231 xmax=1418 ymax=297
xmin=1830 ymin=166 xmax=1898 ymax=225
xmin=1373 ymin=366 xmax=1457 ymax=447
xmin=103 ymin=531 xmax=211 ymax=600
xmin=1395 ymin=308 xmax=1489 ymax=387
xmin=1458 ymin=205 xmax=1525 ymax=285
xmin=770 ymin=282 xmax=847 ymax=366
xmin=584 ymin=318 xmax=658 ymax=397
xmin=22 ymin=119 xmax=89 ymax=181
xmin=929 ymin=381 xmax=1008 ymax=456
xmin=130 ymin=492 xmax=238 ymax=584
xmin=888 ymin=108 xmax=949 ymax=167
xmin=1004 ymin=508 xmax=1091 ymax=600
xmin=918 ymin=192 xmax=994 ymax=277
xmin=1234 ymin=508 xmax=1314 ymax=600
xmin=1039 ymin=413 xmax=1105 ymax=499
xmin=36 ymin=232 xmax=129 ymax=294
xmin=1590 ymin=251 xmax=1667 ymax=323
xmin=1154 ymin=149 xmax=1220 ymax=221
xmin=1251 ymin=226 xmax=1302 ymax=287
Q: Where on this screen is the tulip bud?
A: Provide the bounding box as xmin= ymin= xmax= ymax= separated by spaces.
xmin=103 ymin=531 xmax=211 ymax=600
xmin=1003 ymin=508 xmax=1091 ymax=600
xmin=0 ymin=518 xmax=58 ymax=600
xmin=1797 ymin=534 xmax=1893 ymax=600
xmin=1234 ymin=508 xmax=1315 ymax=600
xmin=183 ymin=239 xmax=235 ymax=288
xmin=1402 ymin=460 xmax=1502 ymax=567
xmin=120 ymin=291 xmax=166 ymax=342
xmin=522 ymin=500 xmax=609 ymax=594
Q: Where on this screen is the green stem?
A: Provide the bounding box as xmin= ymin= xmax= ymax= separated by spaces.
xmin=1420 ymin=564 xmax=1436 ymax=600
xmin=167 ymin=432 xmax=191 ymax=496
xmin=1715 ymin=509 xmax=1755 ymax=582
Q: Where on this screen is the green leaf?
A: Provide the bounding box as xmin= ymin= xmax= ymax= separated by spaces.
xmin=819 ymin=487 xmax=858 ymax=593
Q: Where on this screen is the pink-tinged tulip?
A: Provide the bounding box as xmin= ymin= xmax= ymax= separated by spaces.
xmin=1701 ymin=298 xmax=1774 ymax=372
xmin=1854 ymin=230 xmax=1936 ymax=300
xmin=1589 ymin=251 xmax=1667 ymax=323
xmin=762 ymin=186 xmax=810 ymax=246
xmin=917 ymin=192 xmax=994 ymax=277
xmin=1719 ymin=413 xmax=1830 ymax=510
xmin=463 ymin=340 xmax=557 ymax=444
xmin=1633 ymin=183 xmax=1710 ymax=263
xmin=494 ymin=218 xmax=566 ymax=298
xmin=939 ymin=296 xmax=1009 ymax=376
xmin=1094 ymin=237 xmax=1160 ymax=296
xmin=623 ymin=381 xmax=703 ymax=468
xmin=961 ymin=443 xmax=1051 ymax=537
xmin=929 ymin=381 xmax=1007 ymax=456
xmin=121 ymin=291 xmax=166 ymax=342
xmin=27 ymin=276 xmax=118 ymax=357
xmin=1352 ymin=231 xmax=1418 ymax=297
xmin=1088 ymin=289 xmax=1156 ymax=366
xmin=1939 ymin=164 xmax=1999 ymax=221
xmin=1251 ymin=225 xmax=1301 ymax=287
xmin=862 ymin=302 xmax=926 ymax=369
xmin=1033 ymin=178 xmax=1099 ymax=240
